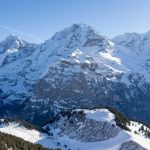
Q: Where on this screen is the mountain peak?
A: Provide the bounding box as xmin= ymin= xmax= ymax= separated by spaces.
xmin=2 ymin=34 xmax=24 ymax=45
xmin=51 ymin=23 xmax=101 ymax=41
xmin=0 ymin=34 xmax=24 ymax=53
xmin=69 ymin=23 xmax=98 ymax=32
xmin=5 ymin=34 xmax=20 ymax=41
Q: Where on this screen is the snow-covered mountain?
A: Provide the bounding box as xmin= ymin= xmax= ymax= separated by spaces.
xmin=0 ymin=34 xmax=37 ymax=66
xmin=0 ymin=23 xmax=150 ymax=126
xmin=113 ymin=31 xmax=150 ymax=77
xmin=0 ymin=108 xmax=150 ymax=150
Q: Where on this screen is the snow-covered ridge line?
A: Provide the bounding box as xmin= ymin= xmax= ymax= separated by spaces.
xmin=0 ymin=108 xmax=150 ymax=149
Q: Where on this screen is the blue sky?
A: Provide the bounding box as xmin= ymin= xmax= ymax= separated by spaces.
xmin=0 ymin=0 xmax=150 ymax=43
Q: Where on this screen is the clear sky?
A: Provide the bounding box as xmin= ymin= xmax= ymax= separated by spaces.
xmin=0 ymin=0 xmax=150 ymax=43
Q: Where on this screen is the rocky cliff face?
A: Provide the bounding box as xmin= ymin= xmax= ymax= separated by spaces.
xmin=0 ymin=24 xmax=150 ymax=125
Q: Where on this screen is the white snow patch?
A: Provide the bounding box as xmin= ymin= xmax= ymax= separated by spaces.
xmin=71 ymin=48 xmax=83 ymax=58
xmin=99 ymin=52 xmax=121 ymax=65
xmin=108 ymin=40 xmax=115 ymax=47
xmin=76 ymin=109 xmax=115 ymax=123
xmin=0 ymin=123 xmax=43 ymax=143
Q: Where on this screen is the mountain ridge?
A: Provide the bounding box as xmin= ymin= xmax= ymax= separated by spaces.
xmin=0 ymin=23 xmax=150 ymax=126
xmin=0 ymin=107 xmax=150 ymax=150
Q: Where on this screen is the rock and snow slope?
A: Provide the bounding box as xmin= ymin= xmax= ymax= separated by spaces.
xmin=0 ymin=108 xmax=150 ymax=150
xmin=0 ymin=24 xmax=150 ymax=125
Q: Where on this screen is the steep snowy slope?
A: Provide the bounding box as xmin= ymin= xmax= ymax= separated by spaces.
xmin=0 ymin=118 xmax=55 ymax=148
xmin=0 ymin=131 xmax=48 ymax=150
xmin=0 ymin=108 xmax=150 ymax=150
xmin=0 ymin=24 xmax=150 ymax=126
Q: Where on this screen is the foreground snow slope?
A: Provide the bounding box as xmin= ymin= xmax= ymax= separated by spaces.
xmin=0 ymin=121 xmax=54 ymax=148
xmin=0 ymin=108 xmax=150 ymax=150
